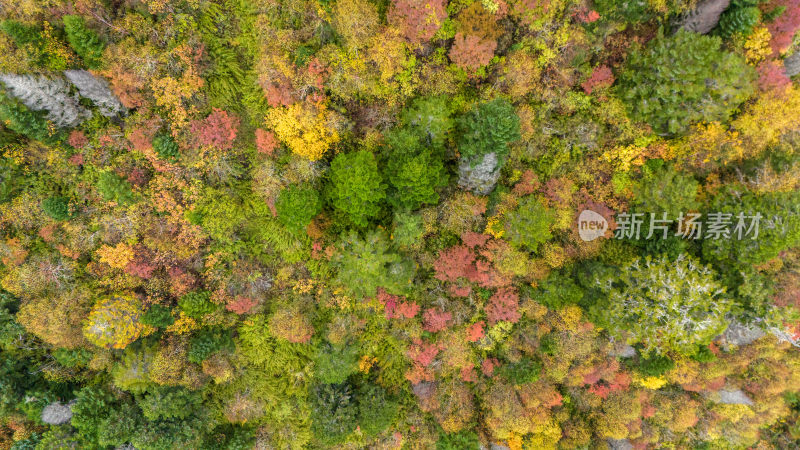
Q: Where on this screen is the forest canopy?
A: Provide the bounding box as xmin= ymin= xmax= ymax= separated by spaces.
xmin=0 ymin=0 xmax=800 ymax=449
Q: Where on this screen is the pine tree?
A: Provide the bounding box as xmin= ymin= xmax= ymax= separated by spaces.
xmin=62 ymin=15 xmax=104 ymax=69
xmin=0 ymin=74 xmax=90 ymax=127
xmin=0 ymin=93 xmax=62 ymax=143
xmin=64 ymin=70 xmax=124 ymax=117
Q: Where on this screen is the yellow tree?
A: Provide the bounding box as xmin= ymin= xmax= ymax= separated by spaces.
xmin=83 ymin=294 xmax=148 ymax=349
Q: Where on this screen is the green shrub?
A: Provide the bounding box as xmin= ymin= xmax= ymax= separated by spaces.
xmin=618 ymin=29 xmax=755 ymax=135
xmin=275 ymin=185 xmax=321 ymax=234
xmin=152 ymin=134 xmax=180 ymax=160
xmin=63 ymin=15 xmax=104 ymax=69
xmin=326 ymin=150 xmax=386 ymax=228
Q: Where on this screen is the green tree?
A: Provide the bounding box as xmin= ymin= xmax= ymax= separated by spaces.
xmin=0 ymin=94 xmax=62 ymax=144
xmin=141 ymin=304 xmax=175 ymax=329
xmin=153 ymin=134 xmax=180 ymax=160
xmin=70 ymin=386 xmax=116 ymax=447
xmin=357 ymin=383 xmax=398 ymax=437
xmin=618 ymin=29 xmax=755 ymax=135
xmin=503 ymin=196 xmax=556 ymax=252
xmin=178 ymin=291 xmax=220 ymax=319
xmin=187 ymin=327 xmax=233 ymax=364
xmin=275 ymin=185 xmax=321 ymax=234
xmin=702 ymin=187 xmax=800 ymax=266
xmin=633 ymin=161 xmax=699 ymax=218
xmin=63 ymin=15 xmax=104 ymax=69
xmin=595 ymin=254 xmax=730 ymax=356
xmin=332 ymin=230 xmax=414 ymax=298
xmin=311 ymin=383 xmax=358 ymax=445
xmin=41 ymin=196 xmax=71 ymax=221
xmin=326 ymin=150 xmax=386 ymax=227
xmin=383 ymin=129 xmax=448 ymax=210
xmin=718 ymin=0 xmax=761 ymax=37
xmin=314 ymin=342 xmax=359 ymax=384
xmin=392 ymin=211 xmax=426 ymax=248
xmin=456 ymin=98 xmax=520 ymax=162
xmin=138 ymin=387 xmax=203 ymax=421
xmin=96 ymin=171 xmax=135 ymax=205
xmin=401 ymin=96 xmax=455 ymax=147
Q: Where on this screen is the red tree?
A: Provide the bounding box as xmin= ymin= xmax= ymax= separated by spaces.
xmin=191 ymin=108 xmax=239 ymax=150
xmin=485 ymin=287 xmax=520 ymax=324
xmin=581 ymin=65 xmax=614 ymax=94
xmin=422 ymin=307 xmax=452 ymax=332
xmin=765 ymin=0 xmax=800 ymax=54
xmin=389 ymin=0 xmax=448 ymax=44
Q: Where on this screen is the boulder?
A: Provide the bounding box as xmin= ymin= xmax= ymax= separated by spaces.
xmin=458 ymin=152 xmax=501 ymax=195
xmin=41 ymin=401 xmax=73 ymax=425
xmin=679 ymin=0 xmax=731 ymax=34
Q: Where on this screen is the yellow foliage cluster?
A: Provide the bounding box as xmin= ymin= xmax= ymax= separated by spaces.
xmin=485 ymin=214 xmax=505 ymax=238
xmin=679 ymin=87 xmax=800 ymax=166
xmin=83 ymin=295 xmax=148 ymax=349
xmin=743 ymin=27 xmax=773 ymax=65
xmin=266 ymin=103 xmax=341 ymax=161
xmin=151 ymin=44 xmax=204 ymax=133
xmin=96 ymin=242 xmax=135 ymax=269
xmin=634 ymin=374 xmax=668 ymax=390
xmin=165 ymin=312 xmax=200 ymax=335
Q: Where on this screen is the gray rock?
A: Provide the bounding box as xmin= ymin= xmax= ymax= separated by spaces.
xmin=609 ymin=344 xmax=637 ymax=358
xmin=458 ymin=152 xmax=501 ymax=195
xmin=785 ymin=52 xmax=800 ymax=77
xmin=723 ymin=321 xmax=765 ymax=347
xmin=717 ymin=388 xmax=754 ymax=406
xmin=607 ymin=438 xmax=634 ymax=450
xmin=41 ymin=401 xmax=73 ymax=425
xmin=490 ymin=444 xmax=510 ymax=450
xmin=679 ymin=0 xmax=731 ymax=34
xmin=64 ymin=70 xmax=126 ymax=117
